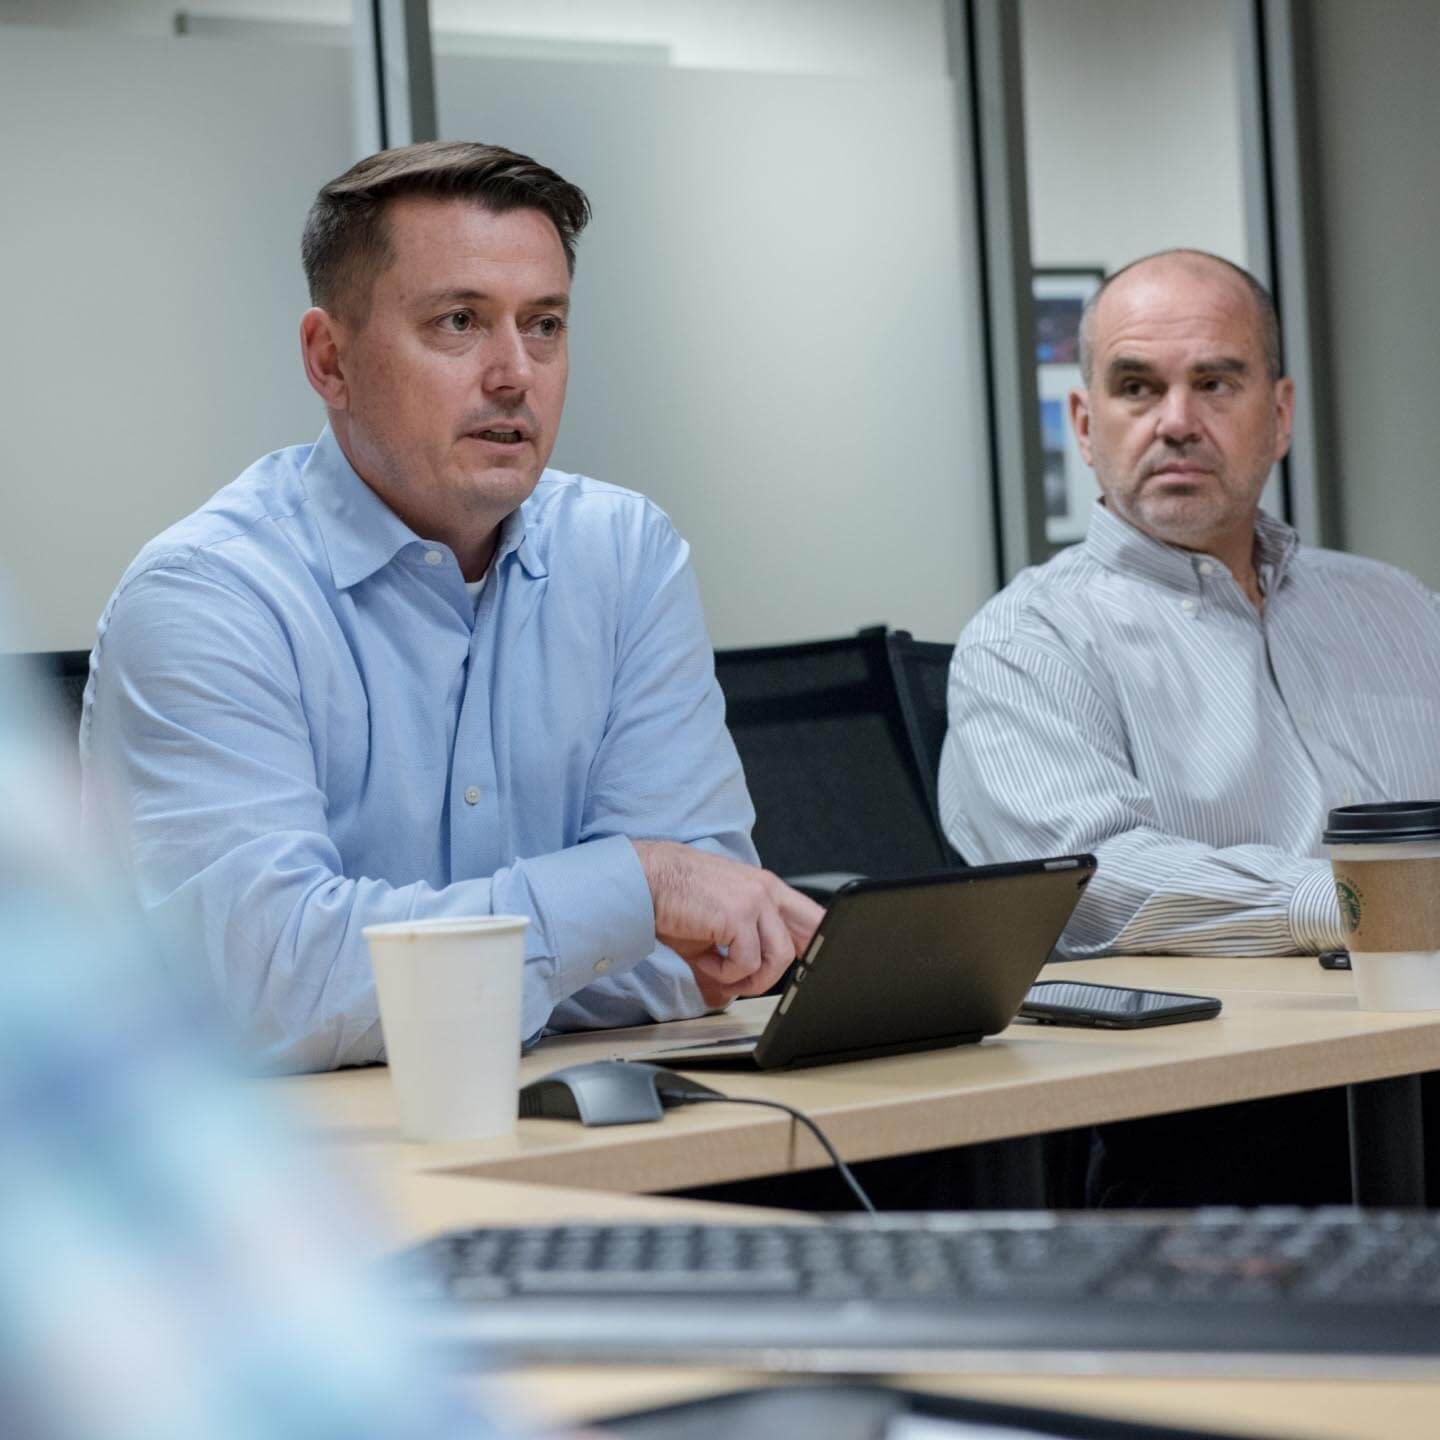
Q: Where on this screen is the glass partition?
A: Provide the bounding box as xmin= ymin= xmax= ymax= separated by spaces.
xmin=436 ymin=1 xmax=994 ymax=648
xmin=1019 ymin=0 xmax=1258 ymax=547
xmin=0 ymin=14 xmax=353 ymax=651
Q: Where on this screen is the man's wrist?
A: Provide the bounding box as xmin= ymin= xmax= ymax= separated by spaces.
xmin=506 ymin=836 xmax=657 ymax=1000
xmin=1289 ymin=861 xmax=1347 ymax=953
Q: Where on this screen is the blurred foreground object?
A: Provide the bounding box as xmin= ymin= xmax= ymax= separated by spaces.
xmin=0 ymin=651 xmax=503 ymax=1438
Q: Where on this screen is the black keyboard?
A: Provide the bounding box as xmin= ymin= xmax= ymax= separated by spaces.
xmin=387 ymin=1209 xmax=1440 ymax=1373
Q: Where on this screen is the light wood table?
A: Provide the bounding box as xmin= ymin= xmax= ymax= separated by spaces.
xmin=276 ymin=959 xmax=1440 ymax=1440
xmin=270 ymin=954 xmax=1440 ymax=1202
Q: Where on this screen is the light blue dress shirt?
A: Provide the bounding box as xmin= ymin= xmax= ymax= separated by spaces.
xmin=82 ymin=427 xmax=756 ymax=1072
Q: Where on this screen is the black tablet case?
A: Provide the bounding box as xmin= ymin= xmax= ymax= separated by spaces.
xmin=652 ymin=857 xmax=1096 ymax=1071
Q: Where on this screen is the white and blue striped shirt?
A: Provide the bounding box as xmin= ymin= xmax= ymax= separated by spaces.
xmin=940 ymin=502 xmax=1440 ymax=957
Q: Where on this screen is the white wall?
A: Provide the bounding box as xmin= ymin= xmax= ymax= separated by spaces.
xmin=1021 ymin=0 xmax=1248 ymax=272
xmin=438 ymin=53 xmax=994 ymax=648
xmin=3 ymin=4 xmax=986 ymax=655
xmin=1309 ymin=0 xmax=1440 ymax=586
xmin=432 ymin=0 xmax=949 ymax=76
xmin=0 ymin=0 xmax=349 ymax=31
xmin=0 ymin=26 xmax=351 ymax=653
xmin=6 ymin=1 xmax=1431 ymax=657
xmin=1019 ymin=0 xmax=1257 ymax=537
xmin=0 ymin=0 xmax=948 ymax=76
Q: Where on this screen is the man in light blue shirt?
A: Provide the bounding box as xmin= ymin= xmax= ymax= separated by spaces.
xmin=84 ymin=141 xmax=822 ymax=1073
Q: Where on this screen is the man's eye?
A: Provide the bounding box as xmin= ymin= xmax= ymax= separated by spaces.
xmin=1198 ymin=377 xmax=1233 ymax=395
xmin=528 ymin=315 xmax=566 ymax=340
xmin=1119 ymin=380 xmax=1149 ymax=398
xmin=441 ymin=311 xmax=473 ymax=333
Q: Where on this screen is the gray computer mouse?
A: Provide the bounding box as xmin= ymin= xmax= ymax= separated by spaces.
xmin=518 ymin=1060 xmax=723 ymax=1126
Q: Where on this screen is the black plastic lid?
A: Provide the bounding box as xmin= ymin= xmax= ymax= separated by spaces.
xmin=1323 ymin=802 xmax=1440 ymax=845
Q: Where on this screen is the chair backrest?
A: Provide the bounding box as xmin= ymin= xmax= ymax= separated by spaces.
xmin=713 ymin=626 xmax=955 ymax=880
xmin=1 ymin=650 xmax=90 ymax=752
xmin=884 ymin=630 xmax=964 ymax=863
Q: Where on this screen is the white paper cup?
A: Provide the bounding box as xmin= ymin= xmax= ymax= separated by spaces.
xmin=1346 ymin=948 xmax=1440 ymax=1012
xmin=363 ymin=915 xmax=528 ymax=1141
xmin=1327 ymin=833 xmax=1440 ymax=1012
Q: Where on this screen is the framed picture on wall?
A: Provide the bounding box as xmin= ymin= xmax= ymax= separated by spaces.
xmin=1034 ymin=267 xmax=1104 ymax=545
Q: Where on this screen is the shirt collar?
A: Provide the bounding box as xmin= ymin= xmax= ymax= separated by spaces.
xmin=301 ymin=425 xmax=547 ymax=589
xmin=1252 ymin=507 xmax=1300 ymax=584
xmin=302 ymin=426 xmax=422 ymax=591
xmin=496 ymin=501 xmax=548 ymax=580
xmin=1083 ymin=499 xmax=1300 ymax=593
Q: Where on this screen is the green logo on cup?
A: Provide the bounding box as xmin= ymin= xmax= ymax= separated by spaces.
xmin=1335 ymin=880 xmax=1362 ymax=936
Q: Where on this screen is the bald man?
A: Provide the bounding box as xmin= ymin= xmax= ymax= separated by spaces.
xmin=942 ymin=249 xmax=1440 ymax=961
xmin=939 ymin=249 xmax=1440 ymax=1204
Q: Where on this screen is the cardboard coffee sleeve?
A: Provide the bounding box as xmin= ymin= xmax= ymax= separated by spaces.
xmin=1330 ymin=856 xmax=1440 ymax=953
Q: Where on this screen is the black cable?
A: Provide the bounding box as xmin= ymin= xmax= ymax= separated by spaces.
xmin=665 ymin=1090 xmax=878 ymax=1217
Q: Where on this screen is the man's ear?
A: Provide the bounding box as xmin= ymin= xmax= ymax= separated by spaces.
xmin=1069 ymin=386 xmax=1094 ymax=466
xmin=300 ymin=307 xmax=350 ymax=410
xmin=1272 ymin=375 xmax=1296 ymax=465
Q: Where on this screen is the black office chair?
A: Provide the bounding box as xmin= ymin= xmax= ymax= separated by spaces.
xmin=707 ymin=627 xmax=1064 ymax=1208
xmin=1 ymin=650 xmax=90 ymax=752
xmin=885 ymin=630 xmax=964 ymax=864
xmin=713 ymin=626 xmax=956 ymax=892
xmin=884 ymin=632 xmax=1096 ymax=1207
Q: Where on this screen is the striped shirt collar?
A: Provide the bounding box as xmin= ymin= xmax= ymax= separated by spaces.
xmin=1083 ymin=498 xmax=1300 ymax=595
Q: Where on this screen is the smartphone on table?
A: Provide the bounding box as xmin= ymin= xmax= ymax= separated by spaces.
xmin=1018 ymin=979 xmax=1221 ymax=1028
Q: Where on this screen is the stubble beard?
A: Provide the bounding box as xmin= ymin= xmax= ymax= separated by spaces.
xmin=1105 ymin=445 xmax=1263 ymax=552
xmin=1121 ymin=481 xmax=1237 ymax=548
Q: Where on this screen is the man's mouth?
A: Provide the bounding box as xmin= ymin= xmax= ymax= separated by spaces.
xmin=471 ymin=428 xmax=526 ymax=445
xmin=1145 ymin=461 xmax=1211 ymax=480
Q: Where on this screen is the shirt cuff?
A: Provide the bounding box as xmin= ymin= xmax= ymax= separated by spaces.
xmin=1289 ymin=861 xmax=1346 ymax=953
xmin=505 ymin=834 xmax=656 ymax=1003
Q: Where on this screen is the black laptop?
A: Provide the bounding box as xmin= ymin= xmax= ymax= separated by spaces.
xmin=637 ymin=855 xmax=1096 ymax=1071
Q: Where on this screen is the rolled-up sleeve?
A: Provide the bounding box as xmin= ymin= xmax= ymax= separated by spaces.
xmin=939 ymin=640 xmax=1344 ymax=957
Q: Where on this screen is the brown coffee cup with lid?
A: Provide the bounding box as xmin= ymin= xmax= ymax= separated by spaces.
xmin=1324 ymin=802 xmax=1440 ymax=1011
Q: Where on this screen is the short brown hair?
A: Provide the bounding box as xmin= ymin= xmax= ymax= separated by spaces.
xmin=301 ymin=140 xmax=591 ymax=324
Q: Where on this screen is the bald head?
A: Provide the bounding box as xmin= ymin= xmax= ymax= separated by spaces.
xmin=1078 ymin=250 xmax=1281 ymax=386
xmin=1066 ymin=246 xmax=1296 ymax=577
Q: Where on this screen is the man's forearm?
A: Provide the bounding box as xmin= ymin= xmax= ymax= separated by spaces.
xmin=1066 ymin=832 xmax=1345 ymax=958
xmin=143 ymin=833 xmax=661 ymax=1072
xmin=943 ymin=646 xmax=1346 ymax=960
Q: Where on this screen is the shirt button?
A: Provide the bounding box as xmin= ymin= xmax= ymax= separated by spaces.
xmin=463 ymin=785 xmax=481 ymax=805
xmin=594 ymin=957 xmax=612 ymax=975
xmin=1197 ymin=560 xmax=1215 ymax=577
xmin=1181 ymin=598 xmax=1197 ymax=614
xmin=424 ymin=549 xmax=443 ymax=566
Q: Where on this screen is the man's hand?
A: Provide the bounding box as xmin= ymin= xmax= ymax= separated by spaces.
xmin=632 ymin=841 xmax=826 ymax=1007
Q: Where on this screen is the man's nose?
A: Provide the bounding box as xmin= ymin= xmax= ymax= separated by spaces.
xmin=481 ymin=322 xmax=534 ymax=393
xmin=1155 ymin=387 xmax=1200 ymax=444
